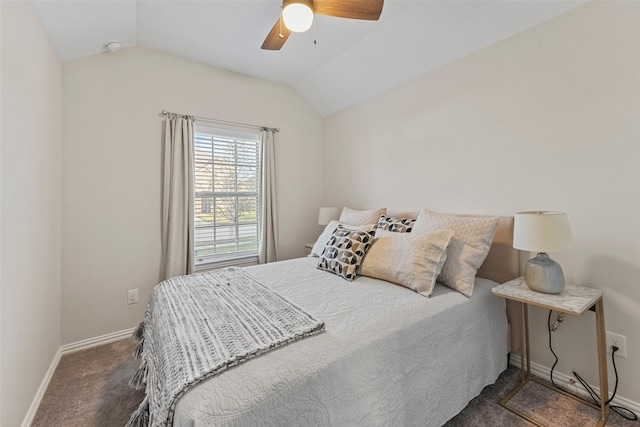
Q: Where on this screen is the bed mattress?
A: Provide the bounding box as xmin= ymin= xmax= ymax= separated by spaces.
xmin=173 ymin=257 xmax=508 ymax=426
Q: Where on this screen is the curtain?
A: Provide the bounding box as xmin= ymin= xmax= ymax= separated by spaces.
xmin=162 ymin=115 xmax=195 ymax=279
xmin=259 ymin=129 xmax=279 ymax=264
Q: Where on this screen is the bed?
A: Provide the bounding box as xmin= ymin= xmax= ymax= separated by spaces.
xmin=130 ymin=210 xmax=520 ymax=427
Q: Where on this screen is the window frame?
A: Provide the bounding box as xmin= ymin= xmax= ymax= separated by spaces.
xmin=193 ymin=124 xmax=262 ymax=270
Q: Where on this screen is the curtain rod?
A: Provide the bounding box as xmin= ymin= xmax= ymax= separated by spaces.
xmin=161 ymin=110 xmax=279 ymax=133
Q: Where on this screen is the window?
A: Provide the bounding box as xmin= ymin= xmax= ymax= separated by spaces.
xmin=194 ymin=125 xmax=261 ymax=268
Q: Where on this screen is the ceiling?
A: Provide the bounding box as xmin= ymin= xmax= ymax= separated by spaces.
xmin=30 ymin=0 xmax=586 ymax=117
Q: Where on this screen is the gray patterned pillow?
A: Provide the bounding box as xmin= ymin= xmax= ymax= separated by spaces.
xmin=310 ymin=220 xmax=376 ymax=257
xmin=376 ymin=214 xmax=415 ymax=234
xmin=317 ymin=225 xmax=376 ymax=281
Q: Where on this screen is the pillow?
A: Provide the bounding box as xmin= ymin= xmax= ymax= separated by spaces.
xmin=339 ymin=207 xmax=386 ymax=226
xmin=360 ymin=229 xmax=454 ymax=297
xmin=309 ymin=220 xmax=375 ymax=257
xmin=317 ymin=226 xmax=376 ymax=281
xmin=376 ymin=214 xmax=416 ymax=234
xmin=412 ymin=209 xmax=499 ymax=297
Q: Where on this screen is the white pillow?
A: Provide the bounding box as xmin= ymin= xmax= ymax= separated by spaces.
xmin=413 ymin=209 xmax=498 ymax=297
xmin=309 ymin=220 xmax=375 ymax=257
xmin=360 ymin=229 xmax=454 ymax=297
xmin=339 ymin=207 xmax=386 ymax=226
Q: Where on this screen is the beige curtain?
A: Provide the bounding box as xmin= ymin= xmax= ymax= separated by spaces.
xmin=162 ymin=115 xmax=195 ymax=279
xmin=259 ymin=129 xmax=279 ymax=264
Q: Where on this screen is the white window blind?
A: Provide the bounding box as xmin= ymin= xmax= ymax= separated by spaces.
xmin=194 ymin=125 xmax=261 ymax=267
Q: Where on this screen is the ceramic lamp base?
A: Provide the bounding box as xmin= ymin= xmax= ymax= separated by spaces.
xmin=524 ymin=252 xmax=565 ymax=294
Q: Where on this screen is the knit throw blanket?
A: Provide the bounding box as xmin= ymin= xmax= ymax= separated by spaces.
xmin=126 ymin=267 xmax=325 ymax=427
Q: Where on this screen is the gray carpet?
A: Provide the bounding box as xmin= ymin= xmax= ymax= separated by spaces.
xmin=32 ymin=338 xmax=637 ymax=426
xmin=31 ymin=339 xmax=144 ymax=427
xmin=445 ymin=365 xmax=638 ymax=427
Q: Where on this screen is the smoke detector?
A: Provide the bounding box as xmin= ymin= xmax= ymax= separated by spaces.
xmin=104 ymin=40 xmax=121 ymax=53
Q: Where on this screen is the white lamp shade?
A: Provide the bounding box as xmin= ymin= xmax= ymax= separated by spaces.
xmin=513 ymin=211 xmax=574 ymax=252
xmin=318 ymin=207 xmax=341 ymax=226
xmin=282 ymin=0 xmax=314 ymax=32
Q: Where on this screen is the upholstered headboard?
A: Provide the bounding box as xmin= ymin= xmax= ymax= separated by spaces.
xmin=386 ymin=212 xmax=520 ymax=282
xmin=476 ymin=216 xmax=519 ymax=283
xmin=476 ymin=216 xmax=521 ymax=353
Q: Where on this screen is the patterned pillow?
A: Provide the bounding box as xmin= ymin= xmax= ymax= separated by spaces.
xmin=376 ymin=214 xmax=415 ymax=234
xmin=339 ymin=207 xmax=386 ymax=226
xmin=317 ymin=226 xmax=376 ymax=281
xmin=309 ymin=220 xmax=376 ymax=257
xmin=413 ymin=209 xmax=498 ymax=297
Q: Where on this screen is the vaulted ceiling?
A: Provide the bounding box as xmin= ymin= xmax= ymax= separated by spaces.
xmin=30 ymin=0 xmax=585 ymax=117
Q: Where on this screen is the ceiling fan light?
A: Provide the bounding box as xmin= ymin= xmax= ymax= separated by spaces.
xmin=282 ymin=1 xmax=314 ymax=33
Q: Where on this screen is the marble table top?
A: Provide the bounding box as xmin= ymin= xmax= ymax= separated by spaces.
xmin=492 ymin=277 xmax=602 ymax=316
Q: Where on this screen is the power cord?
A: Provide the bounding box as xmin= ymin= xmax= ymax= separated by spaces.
xmin=547 ymin=310 xmax=638 ymax=421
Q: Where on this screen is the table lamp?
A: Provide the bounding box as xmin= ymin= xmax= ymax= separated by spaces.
xmin=318 ymin=207 xmax=341 ymax=226
xmin=513 ymin=211 xmax=574 ymax=294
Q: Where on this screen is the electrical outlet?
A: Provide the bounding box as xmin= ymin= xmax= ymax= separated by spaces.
xmin=127 ymin=289 xmax=139 ymax=305
xmin=605 ymin=331 xmax=627 ymax=358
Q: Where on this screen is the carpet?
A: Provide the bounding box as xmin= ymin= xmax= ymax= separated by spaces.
xmin=32 ymin=338 xmax=637 ymax=426
xmin=31 ymin=339 xmax=144 ymax=427
xmin=445 ymin=366 xmax=637 ymax=427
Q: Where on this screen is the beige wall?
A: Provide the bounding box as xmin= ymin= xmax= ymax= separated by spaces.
xmin=62 ymin=47 xmax=325 ymax=344
xmin=5 ymin=0 xmax=640 ymax=422
xmin=0 ymin=1 xmax=63 ymax=426
xmin=324 ymin=1 xmax=640 ymax=404
xmin=1 ymin=1 xmax=3 ymax=421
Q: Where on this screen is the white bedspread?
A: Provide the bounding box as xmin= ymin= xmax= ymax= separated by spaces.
xmin=173 ymin=257 xmax=508 ymax=427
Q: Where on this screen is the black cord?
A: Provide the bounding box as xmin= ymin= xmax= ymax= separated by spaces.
xmin=547 ymin=310 xmax=561 ymax=389
xmin=547 ymin=309 xmax=638 ymax=421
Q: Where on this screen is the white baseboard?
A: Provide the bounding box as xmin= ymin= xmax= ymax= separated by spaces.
xmin=60 ymin=327 xmax=136 ymax=354
xmin=22 ymin=327 xmax=137 ymax=426
xmin=21 ymin=348 xmax=61 ymax=427
xmin=510 ymin=354 xmax=640 ymax=415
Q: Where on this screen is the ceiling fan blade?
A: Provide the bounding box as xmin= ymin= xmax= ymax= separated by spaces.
xmin=261 ymin=17 xmax=292 ymax=50
xmin=313 ymin=0 xmax=384 ymax=21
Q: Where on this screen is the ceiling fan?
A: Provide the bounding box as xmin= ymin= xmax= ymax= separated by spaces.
xmin=261 ymin=0 xmax=384 ymax=50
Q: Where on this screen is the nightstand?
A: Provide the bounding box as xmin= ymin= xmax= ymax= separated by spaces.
xmin=304 ymin=243 xmax=313 ymax=254
xmin=492 ymin=277 xmax=608 ymax=427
